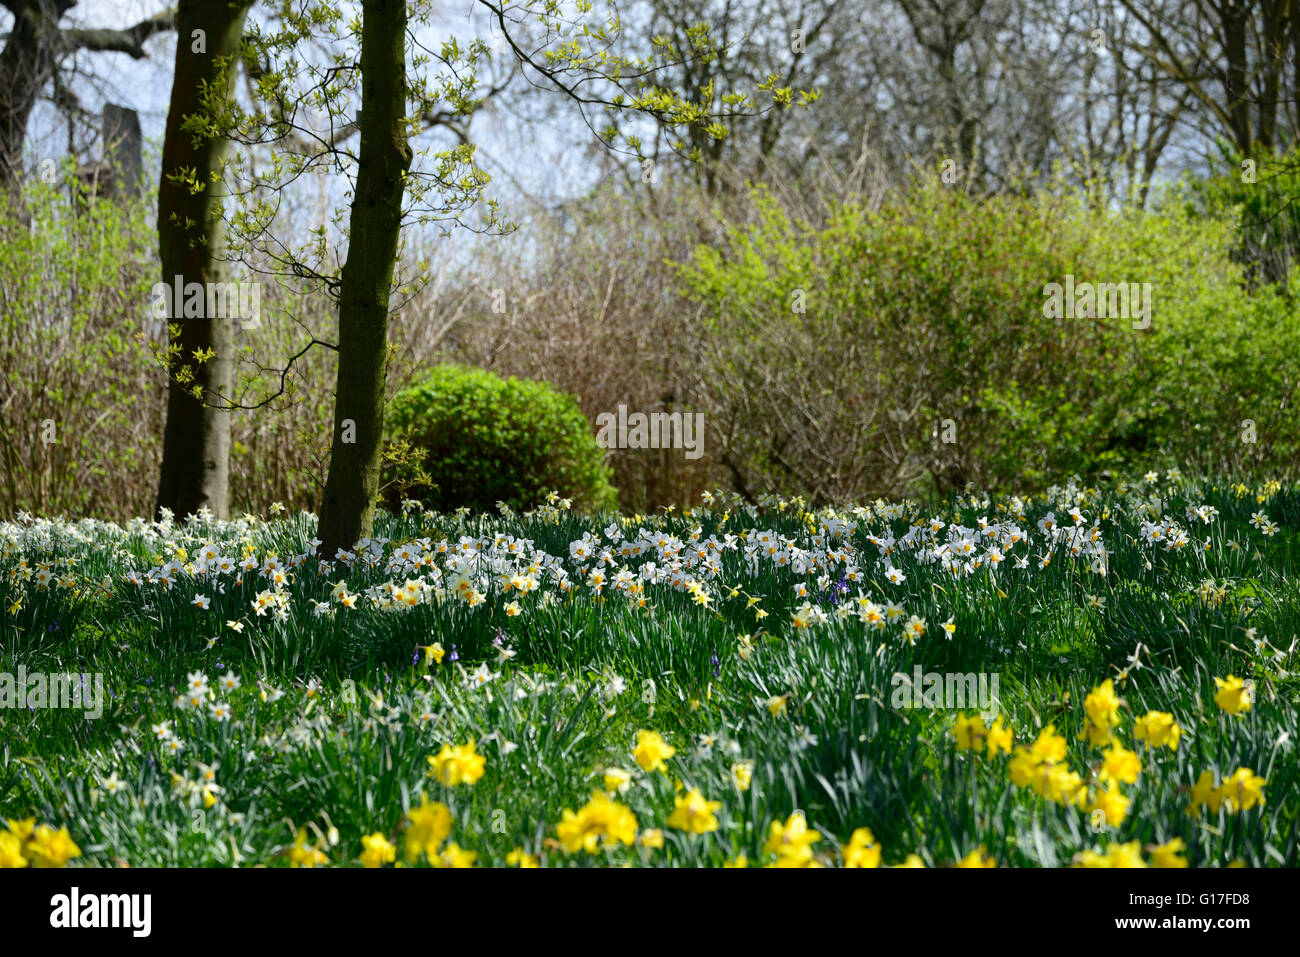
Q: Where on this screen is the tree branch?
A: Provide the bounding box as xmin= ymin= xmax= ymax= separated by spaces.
xmin=63 ymin=7 xmax=176 ymax=59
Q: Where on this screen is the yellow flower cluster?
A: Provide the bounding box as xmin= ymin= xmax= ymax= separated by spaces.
xmin=287 ymin=828 xmax=329 ymax=868
xmin=1188 ymin=768 xmax=1266 ymax=816
xmin=1073 ymin=838 xmax=1188 ymax=868
xmin=951 ymin=713 xmax=1013 ymax=756
xmin=556 ymin=791 xmax=639 ymax=854
xmin=506 ymin=847 xmax=540 ymax=867
xmin=764 ymin=812 xmax=822 ymax=867
xmin=261 ymin=666 xmax=1277 ymax=869
xmin=401 ymin=796 xmax=476 ymax=866
xmin=1008 ymin=725 xmax=1088 ymax=809
xmin=951 ymin=674 xmax=1265 ymax=864
xmin=0 ymin=818 xmax=81 ymax=868
xmin=1073 ymin=840 xmax=1147 ymax=868
xmin=1081 ymin=679 xmax=1122 ymax=746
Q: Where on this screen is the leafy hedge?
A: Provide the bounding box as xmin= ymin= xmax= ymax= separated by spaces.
xmin=672 ymin=176 xmax=1300 ymax=499
xmin=384 ymin=364 xmax=618 ymax=514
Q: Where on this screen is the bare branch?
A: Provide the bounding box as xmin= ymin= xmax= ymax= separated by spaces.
xmin=63 ymin=8 xmax=176 ymax=59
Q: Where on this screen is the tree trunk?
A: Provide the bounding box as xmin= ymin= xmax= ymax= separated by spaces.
xmin=1254 ymin=0 xmax=1286 ymax=151
xmin=315 ymin=0 xmax=412 ymax=555
xmin=0 ymin=1 xmax=72 ymax=195
xmin=0 ymin=1 xmax=175 ymax=198
xmin=154 ymin=0 xmax=254 ymax=520
xmin=1220 ymin=0 xmax=1253 ymax=154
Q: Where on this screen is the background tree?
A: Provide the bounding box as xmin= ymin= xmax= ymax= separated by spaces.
xmin=1118 ymin=0 xmax=1299 ymax=157
xmin=0 ymin=0 xmax=174 ymax=193
xmin=153 ymin=0 xmax=256 ymax=520
xmin=315 ymin=0 xmax=411 ymax=551
xmin=195 ymin=0 xmax=803 ymax=553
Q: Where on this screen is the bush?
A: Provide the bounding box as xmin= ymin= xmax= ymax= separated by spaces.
xmin=418 ymin=185 xmax=724 ymax=512
xmin=1182 ymin=144 xmax=1300 ymax=290
xmin=0 ymin=167 xmax=345 ymax=520
xmin=672 ymin=176 xmax=1300 ymax=500
xmin=384 ymin=364 xmax=618 ymax=514
xmin=0 ymin=174 xmax=161 ymax=518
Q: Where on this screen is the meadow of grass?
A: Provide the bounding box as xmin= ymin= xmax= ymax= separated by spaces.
xmin=0 ymin=474 xmax=1296 ymax=868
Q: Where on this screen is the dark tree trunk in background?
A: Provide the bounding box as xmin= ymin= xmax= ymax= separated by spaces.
xmin=1220 ymin=0 xmax=1252 ymax=154
xmin=315 ymin=0 xmax=411 ymax=556
xmin=0 ymin=1 xmax=174 ymax=196
xmin=0 ymin=1 xmax=73 ymax=194
xmin=154 ymin=0 xmax=254 ymax=521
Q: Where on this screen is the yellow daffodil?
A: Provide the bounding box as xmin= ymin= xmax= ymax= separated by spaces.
xmin=1089 ymin=785 xmax=1130 ymax=828
xmin=555 ymin=792 xmax=638 ymax=854
xmin=1099 ymin=745 xmax=1142 ymax=785
xmin=431 ymin=842 xmax=477 ymax=868
xmin=286 ymin=828 xmax=328 ymax=868
xmin=404 ymin=798 xmax=453 ymax=862
xmin=506 ymin=847 xmax=540 ymax=868
xmin=1213 ymin=675 xmax=1251 ymax=715
xmin=359 ymin=832 xmax=396 ymax=868
xmin=633 ymin=730 xmax=676 ymax=773
xmin=985 ymin=716 xmax=1013 ymax=756
xmin=1073 ymin=841 xmax=1145 ymax=868
xmin=842 ymin=827 xmax=882 ymax=868
xmin=603 ymin=767 xmax=633 ymax=793
xmin=1187 ymin=770 xmax=1224 ymax=817
xmin=666 ymin=788 xmax=722 ymax=834
xmin=1133 ymin=711 xmax=1181 ymax=751
xmin=1148 ymin=838 xmax=1189 ymax=868
xmin=954 ymin=846 xmax=997 ymax=868
xmin=952 ymin=713 xmax=989 ymax=751
xmin=764 ymin=812 xmax=821 ymax=867
xmin=428 ymin=740 xmax=486 ymax=787
xmin=731 ymin=760 xmax=754 ymax=791
xmin=1218 ymin=767 xmax=1266 ymax=812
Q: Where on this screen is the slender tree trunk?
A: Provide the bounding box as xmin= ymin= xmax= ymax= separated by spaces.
xmin=316 ymin=0 xmax=412 ymax=555
xmin=154 ymin=0 xmax=254 ymax=520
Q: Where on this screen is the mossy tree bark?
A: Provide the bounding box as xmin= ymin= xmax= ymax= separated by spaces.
xmin=315 ymin=0 xmax=412 ymax=556
xmin=154 ymin=0 xmax=254 ymax=520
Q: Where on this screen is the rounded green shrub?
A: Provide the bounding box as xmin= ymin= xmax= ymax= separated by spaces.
xmin=384 ymin=364 xmax=618 ymax=514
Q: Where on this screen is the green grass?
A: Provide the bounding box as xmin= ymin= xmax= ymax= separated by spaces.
xmin=0 ymin=476 xmax=1297 ymax=867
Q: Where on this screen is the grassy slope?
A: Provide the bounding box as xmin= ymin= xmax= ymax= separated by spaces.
xmin=1 ymin=477 xmax=1297 ymax=867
